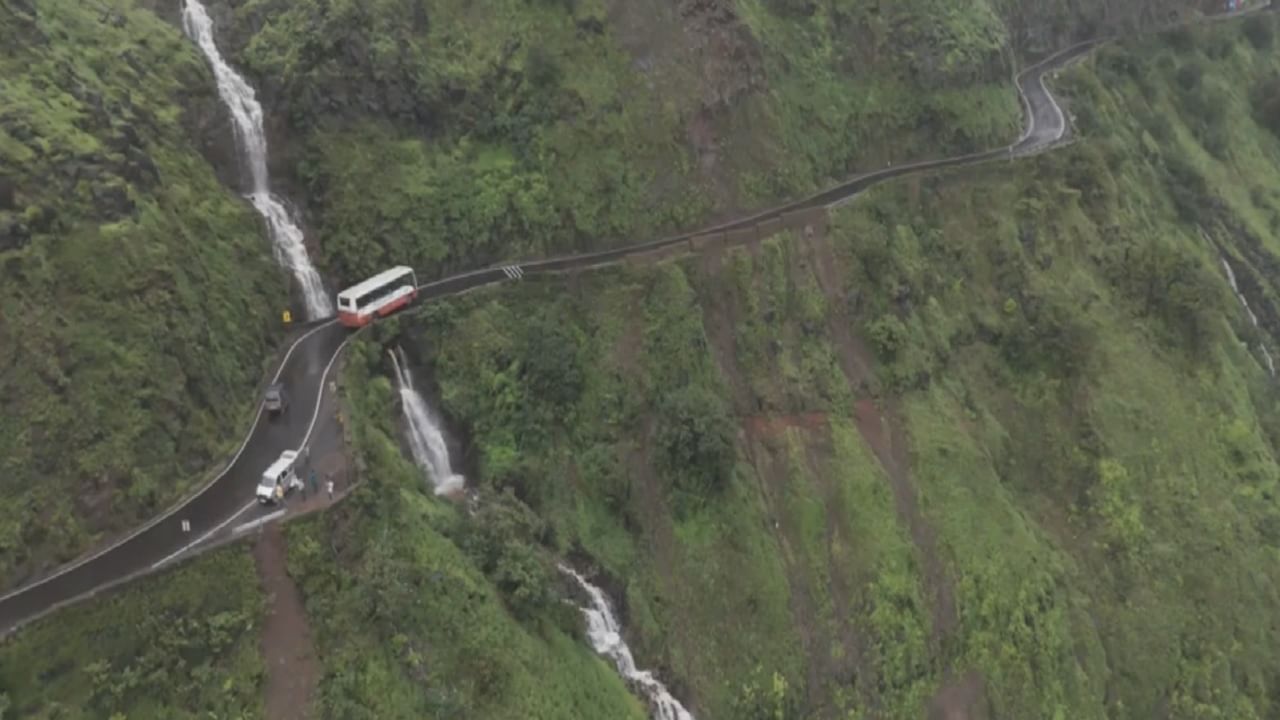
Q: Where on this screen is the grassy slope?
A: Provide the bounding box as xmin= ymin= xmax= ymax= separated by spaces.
xmin=352 ymin=14 xmax=1280 ymax=719
xmin=5 ymin=4 xmax=1275 ymax=719
xmin=0 ymin=0 xmax=283 ymax=585
xmin=277 ymin=341 xmax=647 ymax=720
xmin=0 ymin=547 xmax=264 ymax=719
xmin=223 ymin=0 xmax=1024 ymax=285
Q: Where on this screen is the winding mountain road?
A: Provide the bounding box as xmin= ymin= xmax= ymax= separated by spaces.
xmin=0 ymin=8 xmax=1254 ymax=636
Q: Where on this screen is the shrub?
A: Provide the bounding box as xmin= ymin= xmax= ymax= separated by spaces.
xmin=867 ymin=314 xmax=910 ymax=360
xmin=1163 ymin=154 xmax=1213 ymax=224
xmin=1243 ymin=15 xmax=1274 ymax=51
xmin=1165 ymin=26 xmax=1197 ymax=53
xmin=1252 ymin=76 xmax=1280 ymax=137
xmin=1102 ymin=232 xmax=1219 ymax=351
xmin=731 ymin=665 xmax=803 ymax=720
xmin=656 ymin=385 xmax=736 ymax=496
xmin=459 ymin=490 xmax=554 ymax=619
xmin=520 ymin=307 xmax=585 ymax=410
xmin=1175 ymin=62 xmax=1203 ymax=92
xmin=998 ymin=294 xmax=1097 ymax=379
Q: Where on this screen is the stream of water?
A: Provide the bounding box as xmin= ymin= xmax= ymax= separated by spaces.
xmin=1221 ymin=256 xmax=1276 ymax=376
xmin=181 ymin=0 xmax=332 ymax=320
xmin=559 ymin=564 xmax=695 ymax=720
xmin=389 ymin=347 xmax=465 ymax=495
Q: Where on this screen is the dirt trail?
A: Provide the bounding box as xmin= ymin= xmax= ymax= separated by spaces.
xmin=253 ymin=523 xmax=320 ymax=720
xmin=928 ymin=671 xmax=990 ymax=720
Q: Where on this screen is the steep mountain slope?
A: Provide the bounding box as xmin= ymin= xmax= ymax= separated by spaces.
xmin=3 ymin=1 xmax=1277 ymax=718
xmin=277 ymin=14 xmax=1280 ymax=719
xmin=207 ymin=0 xmax=1206 ymax=285
xmin=0 ymin=0 xmax=284 ymax=586
xmin=0 ymin=0 xmax=1222 ymax=590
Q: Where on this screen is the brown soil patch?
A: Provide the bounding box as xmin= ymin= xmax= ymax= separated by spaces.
xmin=741 ymin=417 xmax=866 ymax=714
xmin=743 ymin=411 xmax=829 ymax=438
xmin=254 ymin=523 xmax=319 ymax=720
xmin=604 ymin=0 xmax=764 ymax=213
xmin=928 ymin=671 xmax=990 ymax=720
xmin=804 ymin=231 xmax=960 ymax=651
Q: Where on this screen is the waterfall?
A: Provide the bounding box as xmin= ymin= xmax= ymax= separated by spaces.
xmin=389 ymin=348 xmax=465 ymax=495
xmin=558 ymin=564 xmax=695 ymax=720
xmin=1221 ymin=257 xmax=1277 ymax=377
xmin=180 ymin=0 xmax=333 ymax=320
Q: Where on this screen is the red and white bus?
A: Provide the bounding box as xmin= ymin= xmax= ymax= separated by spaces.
xmin=336 ymin=266 xmax=419 ymax=328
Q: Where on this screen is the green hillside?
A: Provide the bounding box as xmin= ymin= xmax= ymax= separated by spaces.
xmin=278 ymin=343 xmax=649 ymax=719
xmin=0 ymin=0 xmax=1202 ymax=586
xmin=0 ymin=0 xmax=284 ymax=585
xmin=4 ymin=1 xmax=1280 ymax=719
xmin=220 ymin=0 xmax=1038 ymax=283
xmin=0 ymin=548 xmax=265 ymax=718
xmin=301 ymin=13 xmax=1280 ymax=718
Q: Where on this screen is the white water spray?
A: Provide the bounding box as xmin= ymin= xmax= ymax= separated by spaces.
xmin=180 ymin=0 xmax=333 ymax=320
xmin=559 ymin=564 xmax=695 ymax=720
xmin=1221 ymin=257 xmax=1276 ymax=377
xmin=389 ymin=348 xmax=465 ymax=495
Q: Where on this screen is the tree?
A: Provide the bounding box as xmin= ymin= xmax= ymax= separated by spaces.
xmin=1252 ymin=76 xmax=1280 ymax=138
xmin=1175 ymin=62 xmax=1203 ymax=92
xmin=520 ymin=308 xmax=585 ymax=410
xmin=657 ymin=385 xmax=736 ymax=496
xmin=1091 ymin=459 xmax=1147 ymax=562
xmin=867 ymin=314 xmax=909 ymax=360
xmin=460 ymin=490 xmax=553 ymax=618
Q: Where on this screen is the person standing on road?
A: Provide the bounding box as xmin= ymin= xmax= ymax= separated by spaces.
xmin=326 ymin=478 xmax=334 ymax=500
xmin=309 ymin=469 xmax=319 ymax=496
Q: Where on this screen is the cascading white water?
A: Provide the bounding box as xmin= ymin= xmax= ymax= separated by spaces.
xmin=558 ymin=564 xmax=695 ymax=720
xmin=180 ymin=0 xmax=333 ymax=320
xmin=389 ymin=348 xmax=465 ymax=495
xmin=1221 ymin=257 xmax=1277 ymax=377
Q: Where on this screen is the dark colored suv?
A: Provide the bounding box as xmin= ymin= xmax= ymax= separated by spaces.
xmin=265 ymin=382 xmax=287 ymax=416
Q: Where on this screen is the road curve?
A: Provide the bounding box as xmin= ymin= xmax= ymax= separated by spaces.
xmin=0 ymin=319 xmax=347 ymax=634
xmin=0 ymin=16 xmax=1220 ymax=635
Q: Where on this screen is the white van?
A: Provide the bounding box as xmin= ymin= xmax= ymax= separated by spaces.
xmin=257 ymin=450 xmax=301 ymax=504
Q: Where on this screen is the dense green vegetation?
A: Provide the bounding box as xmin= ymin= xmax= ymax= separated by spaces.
xmin=333 ymin=13 xmax=1280 ymax=718
xmin=0 ymin=0 xmax=284 ymax=586
xmin=0 ymin=0 xmax=1200 ymax=589
xmin=220 ymin=0 xmax=1035 ymax=285
xmin=277 ymin=339 xmax=647 ymax=719
xmin=5 ymin=0 xmax=1279 ymax=717
xmin=0 ymin=548 xmax=264 ymax=719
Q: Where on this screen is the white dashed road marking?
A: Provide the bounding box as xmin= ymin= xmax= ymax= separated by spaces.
xmin=151 ymin=500 xmax=257 ymax=570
